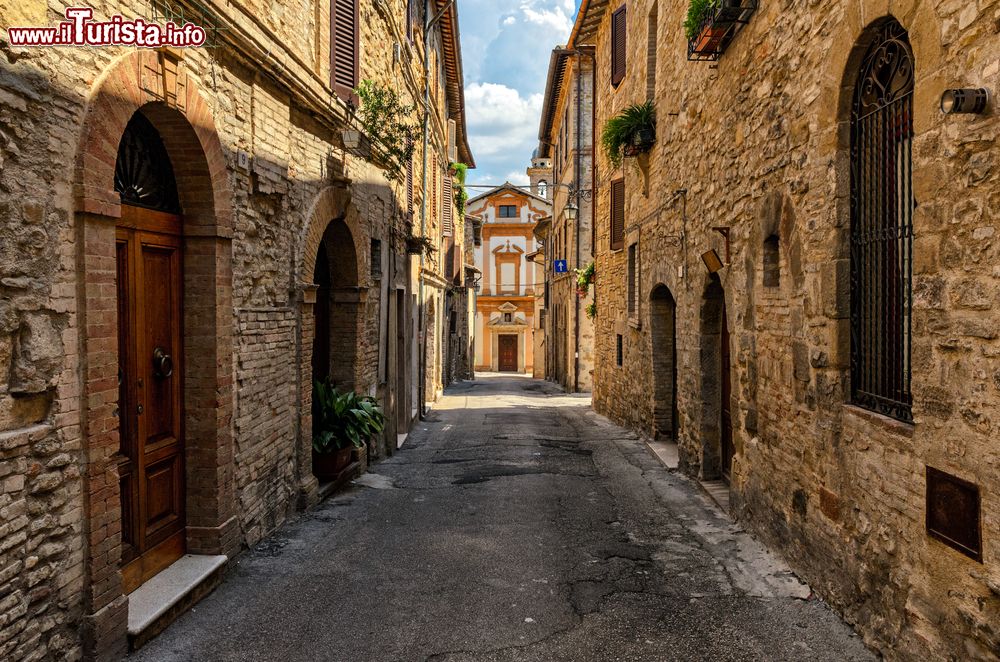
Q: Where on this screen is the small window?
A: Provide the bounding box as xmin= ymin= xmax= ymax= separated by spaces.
xmin=627 ymin=243 xmax=638 ymax=316
xmin=646 ymin=3 xmax=658 ymax=101
xmin=763 ymin=235 xmax=779 ymax=288
xmin=610 ymin=179 xmax=625 ymax=250
xmin=611 ymin=6 xmax=627 ymax=87
xmin=370 ymin=238 xmax=382 ymax=279
xmin=616 ymin=334 xmax=624 ymax=366
xmin=498 ymin=205 xmax=518 ymax=218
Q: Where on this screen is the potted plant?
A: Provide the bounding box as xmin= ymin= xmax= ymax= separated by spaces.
xmin=575 ymin=262 xmax=596 ymax=298
xmin=586 ymin=302 xmax=598 ymax=320
xmin=601 ymin=101 xmax=656 ymax=169
xmin=312 ymin=380 xmax=386 ymax=480
xmin=405 ymin=235 xmax=436 ymax=256
xmin=686 ymin=0 xmax=747 ymax=57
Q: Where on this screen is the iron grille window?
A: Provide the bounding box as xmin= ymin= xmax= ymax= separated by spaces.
xmin=370 ymin=238 xmax=382 ymax=279
xmin=627 ymin=243 xmax=637 ymax=316
xmin=610 ymin=178 xmax=625 ymax=250
xmin=616 ymin=334 xmax=624 ymax=366
xmin=850 ymin=20 xmax=914 ymax=423
xmin=611 ymin=6 xmax=626 ymax=87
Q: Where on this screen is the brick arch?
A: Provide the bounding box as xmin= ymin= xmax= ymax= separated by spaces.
xmin=74 ymin=50 xmax=237 ymax=660
xmin=73 ymin=50 xmax=231 ymax=231
xmin=297 ymin=185 xmax=364 ymax=286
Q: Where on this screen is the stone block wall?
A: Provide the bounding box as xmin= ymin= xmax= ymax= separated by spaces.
xmin=0 ymin=0 xmax=469 ymax=657
xmin=581 ymin=0 xmax=1000 ymax=658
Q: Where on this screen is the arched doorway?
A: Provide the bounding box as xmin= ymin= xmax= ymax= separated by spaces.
xmin=700 ymin=276 xmax=733 ymax=482
xmin=311 ymin=218 xmax=359 ymax=389
xmin=114 ymin=110 xmax=187 ymax=592
xmin=650 ymin=284 xmax=677 ymax=440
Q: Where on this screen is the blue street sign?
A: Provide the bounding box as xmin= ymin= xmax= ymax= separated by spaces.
xmin=554 ymin=260 xmax=568 ymax=274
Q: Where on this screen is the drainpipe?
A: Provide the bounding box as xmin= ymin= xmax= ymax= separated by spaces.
xmin=418 ymin=0 xmax=457 ymax=417
xmin=575 ymin=46 xmax=597 ymax=392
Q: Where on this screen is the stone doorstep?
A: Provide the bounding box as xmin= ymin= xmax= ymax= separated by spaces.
xmin=644 ymin=439 xmax=679 ymax=470
xmin=699 ymin=479 xmax=732 ymax=515
xmin=316 ymin=460 xmax=364 ymax=501
xmin=127 ymin=554 xmax=228 ymax=650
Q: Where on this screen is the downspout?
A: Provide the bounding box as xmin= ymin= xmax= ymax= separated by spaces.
xmin=418 ymin=0 xmax=457 ymax=417
xmin=576 ymin=45 xmax=597 ymax=392
xmin=573 ymin=52 xmax=582 ymax=393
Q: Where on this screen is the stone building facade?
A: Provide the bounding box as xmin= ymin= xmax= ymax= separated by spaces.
xmin=568 ymin=0 xmax=999 ymax=658
xmin=0 ymin=0 xmax=472 ymax=659
xmin=537 ymin=48 xmax=596 ymax=393
xmin=469 ymin=182 xmax=549 ymax=374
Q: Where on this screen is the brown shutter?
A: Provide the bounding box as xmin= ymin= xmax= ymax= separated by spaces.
xmin=331 ymin=0 xmax=358 ymax=99
xmin=610 ymin=178 xmax=625 ymax=250
xmin=406 ymin=156 xmax=414 ymax=214
xmin=443 ymin=171 xmax=453 ymax=236
xmin=611 ymin=6 xmax=627 ymax=87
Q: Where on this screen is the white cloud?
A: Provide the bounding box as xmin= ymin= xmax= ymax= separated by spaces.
xmin=504 ymin=170 xmax=531 ymax=186
xmin=460 ymin=1 xmax=578 ymax=184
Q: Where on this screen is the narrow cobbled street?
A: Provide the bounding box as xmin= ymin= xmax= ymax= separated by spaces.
xmin=134 ymin=375 xmax=871 ymax=662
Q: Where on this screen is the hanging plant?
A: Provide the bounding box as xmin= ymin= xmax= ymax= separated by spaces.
xmin=574 ymin=262 xmax=596 ymax=297
xmin=451 ymin=162 xmax=470 ymax=219
xmin=354 ymin=79 xmax=419 ymax=181
xmin=586 ymin=302 xmax=598 ymax=319
xmin=405 ymin=235 xmax=437 ymax=256
xmin=601 ymin=101 xmax=656 ymax=170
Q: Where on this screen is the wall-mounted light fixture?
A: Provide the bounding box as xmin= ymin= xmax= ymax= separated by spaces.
xmin=564 ymin=202 xmax=579 ymax=222
xmin=701 ymin=249 xmax=724 ymax=274
xmin=940 ymin=88 xmax=990 ymax=115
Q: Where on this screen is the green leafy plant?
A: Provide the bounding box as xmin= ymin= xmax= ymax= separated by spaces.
xmin=406 ymin=235 xmax=437 ymax=256
xmin=312 ymin=380 xmax=386 ymax=454
xmin=354 ymin=80 xmax=418 ymax=181
xmin=451 ymin=162 xmax=470 ymax=219
xmin=574 ymin=262 xmax=596 ymax=297
xmin=586 ymin=302 xmax=598 ymax=319
xmin=684 ymin=0 xmax=716 ymax=40
xmin=600 ymin=101 xmax=656 ymax=169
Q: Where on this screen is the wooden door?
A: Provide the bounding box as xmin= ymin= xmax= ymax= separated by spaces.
xmin=498 ymin=334 xmax=518 ymax=372
xmin=117 ymin=206 xmax=186 ymax=593
xmin=720 ymin=300 xmax=734 ymax=483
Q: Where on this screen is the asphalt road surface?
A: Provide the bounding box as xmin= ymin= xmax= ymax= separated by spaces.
xmin=132 ymin=374 xmax=874 ymax=662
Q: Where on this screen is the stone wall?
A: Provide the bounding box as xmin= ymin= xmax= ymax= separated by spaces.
xmin=0 ymin=0 xmax=469 ymax=657
xmin=581 ymin=0 xmax=1000 ymax=658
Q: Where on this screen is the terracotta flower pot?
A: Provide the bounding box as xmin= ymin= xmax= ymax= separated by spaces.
xmin=312 ymin=447 xmax=354 ymax=480
xmin=694 ymin=25 xmax=727 ymax=54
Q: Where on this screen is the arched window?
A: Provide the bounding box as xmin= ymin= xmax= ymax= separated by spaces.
xmin=762 ymin=235 xmax=779 ymax=288
xmin=850 ymin=19 xmax=914 ymax=423
xmin=538 ymin=180 xmax=548 ymax=198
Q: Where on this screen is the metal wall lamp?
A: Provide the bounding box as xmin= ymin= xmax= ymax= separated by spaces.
xmin=701 ymin=249 xmax=724 ymax=274
xmin=941 ymin=88 xmax=990 ymax=114
xmin=564 ymin=202 xmax=578 ymax=221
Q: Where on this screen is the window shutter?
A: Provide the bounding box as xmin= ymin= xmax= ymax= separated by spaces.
xmin=406 ymin=156 xmax=414 ymax=214
xmin=443 ymin=171 xmax=453 ymax=236
xmin=610 ymin=178 xmax=625 ymax=250
xmin=331 ymin=0 xmax=358 ymax=99
xmin=611 ymin=6 xmax=627 ymax=87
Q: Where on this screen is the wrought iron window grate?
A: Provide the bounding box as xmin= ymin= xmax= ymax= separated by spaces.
xmin=849 ymin=20 xmax=914 ymax=423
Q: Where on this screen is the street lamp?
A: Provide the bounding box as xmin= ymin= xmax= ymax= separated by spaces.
xmin=564 ymin=201 xmax=578 ymax=222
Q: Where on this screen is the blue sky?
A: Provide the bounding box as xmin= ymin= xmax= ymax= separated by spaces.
xmin=459 ymin=0 xmax=580 ymax=187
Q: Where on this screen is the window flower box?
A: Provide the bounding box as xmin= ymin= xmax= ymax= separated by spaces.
xmin=685 ymin=0 xmax=758 ymax=62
